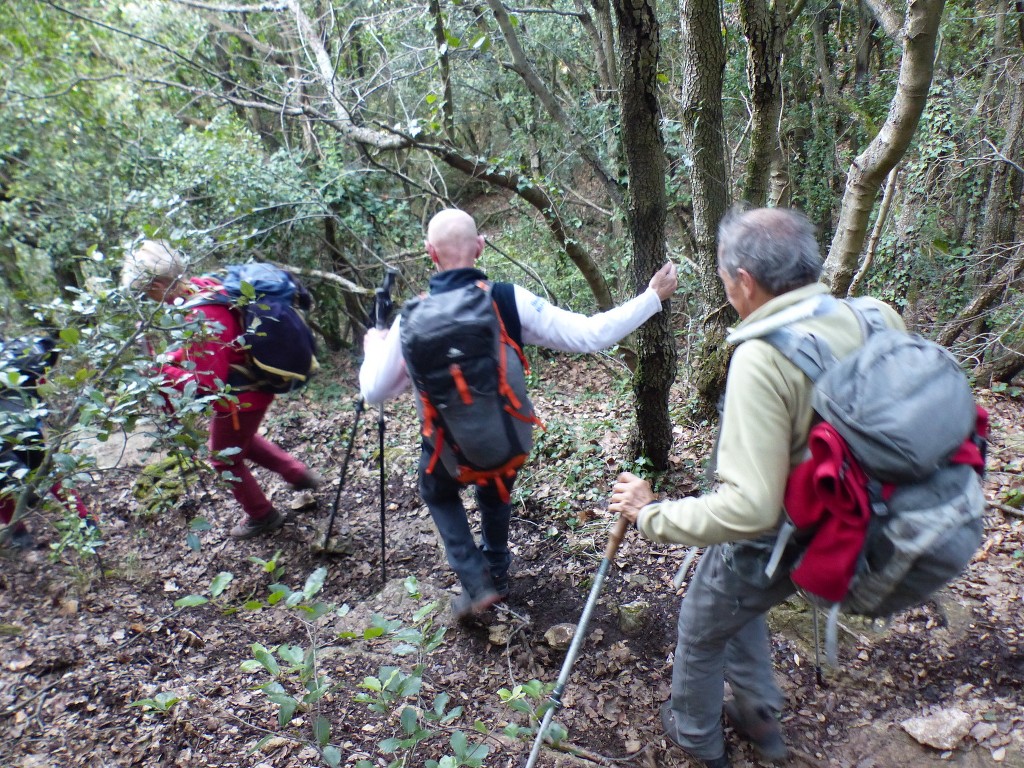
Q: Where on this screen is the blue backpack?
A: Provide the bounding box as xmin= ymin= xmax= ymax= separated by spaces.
xmin=191 ymin=264 xmax=319 ymax=394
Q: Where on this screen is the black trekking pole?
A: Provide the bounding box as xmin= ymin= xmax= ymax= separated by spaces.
xmin=372 ymin=268 xmax=397 ymax=582
xmin=321 ymin=269 xmax=397 ymax=569
xmin=322 ymin=397 xmax=366 ymax=551
xmin=524 ymin=515 xmax=629 ymax=768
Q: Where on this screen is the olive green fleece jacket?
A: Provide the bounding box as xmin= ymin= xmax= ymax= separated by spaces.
xmin=636 ymin=283 xmax=905 ymax=547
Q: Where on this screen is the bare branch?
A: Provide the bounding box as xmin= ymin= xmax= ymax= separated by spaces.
xmin=279 ymin=265 xmax=372 ymax=296
xmin=170 ymin=0 xmax=287 ymax=12
xmin=862 ymin=0 xmax=904 ymax=39
xmin=505 ymin=6 xmax=587 ymax=18
xmin=483 ymin=0 xmax=622 ymax=207
xmin=198 ymin=11 xmax=293 ymax=66
xmin=284 ymin=0 xmax=407 ymax=149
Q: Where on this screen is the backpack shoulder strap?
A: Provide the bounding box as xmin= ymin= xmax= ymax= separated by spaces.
xmin=844 ymin=296 xmax=889 ymax=337
xmin=491 ymin=282 xmax=522 ymax=348
xmin=182 ymin=277 xmax=230 ymax=310
xmin=728 ymin=293 xmax=842 ymax=382
xmin=762 ymin=297 xmax=892 ymax=380
xmin=761 ymin=326 xmax=838 ymax=382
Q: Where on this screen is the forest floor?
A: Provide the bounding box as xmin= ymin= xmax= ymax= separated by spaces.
xmin=1 ymin=351 xmax=1022 ymax=768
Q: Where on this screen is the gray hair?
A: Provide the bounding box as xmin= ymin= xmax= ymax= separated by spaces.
xmin=717 ymin=207 xmax=823 ymax=296
xmin=120 ymin=240 xmax=188 ymax=291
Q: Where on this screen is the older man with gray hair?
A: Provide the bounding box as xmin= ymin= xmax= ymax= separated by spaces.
xmin=122 ymin=240 xmax=320 ymax=539
xmin=610 ymin=207 xmax=906 ymax=767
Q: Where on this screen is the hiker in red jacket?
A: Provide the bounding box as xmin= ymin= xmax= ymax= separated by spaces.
xmin=609 ymin=208 xmax=905 ymax=767
xmin=121 ymin=240 xmax=320 ymax=539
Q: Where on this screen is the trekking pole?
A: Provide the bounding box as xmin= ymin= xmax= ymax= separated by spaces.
xmin=372 ymin=268 xmax=397 ymax=583
xmin=322 ymin=267 xmax=398 ymax=553
xmin=524 ymin=515 xmax=629 ymax=768
xmin=377 ymin=402 xmax=387 ymax=582
xmin=322 ymin=396 xmax=366 ymax=550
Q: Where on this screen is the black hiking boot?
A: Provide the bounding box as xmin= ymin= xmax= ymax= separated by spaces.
xmin=660 ymin=701 xmax=731 ymax=768
xmin=724 ymin=698 xmax=789 ymax=763
xmin=451 ymin=588 xmax=504 ymax=623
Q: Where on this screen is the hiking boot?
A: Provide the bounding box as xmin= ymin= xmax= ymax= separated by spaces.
xmin=230 ymin=509 xmax=286 ymax=539
xmin=492 ymin=575 xmax=510 ymax=600
xmin=289 ymin=469 xmax=323 ymax=491
xmin=661 ymin=702 xmax=731 ymax=768
xmin=724 ymin=699 xmax=789 ymax=763
xmin=451 ymin=588 xmax=504 ymax=622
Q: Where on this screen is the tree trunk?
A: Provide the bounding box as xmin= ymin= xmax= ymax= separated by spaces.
xmin=612 ymin=0 xmax=675 ymax=469
xmin=739 ymin=0 xmax=791 ymax=207
xmin=680 ymin=0 xmax=734 ymax=414
xmin=824 ymin=0 xmax=946 ymax=295
xmin=429 ymin=0 xmax=456 ymax=138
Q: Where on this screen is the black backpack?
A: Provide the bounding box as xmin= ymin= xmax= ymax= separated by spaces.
xmin=0 ymin=336 xmax=59 ymax=392
xmin=189 ymin=264 xmax=319 ymax=394
xmin=399 ymin=280 xmax=542 ymax=500
xmin=1 ymin=335 xmax=58 ymax=458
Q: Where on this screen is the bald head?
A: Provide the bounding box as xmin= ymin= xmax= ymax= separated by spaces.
xmin=425 ymin=209 xmax=484 ymax=270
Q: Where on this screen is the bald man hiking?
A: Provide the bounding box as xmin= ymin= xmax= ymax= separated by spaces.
xmin=360 ymin=208 xmax=677 ymax=621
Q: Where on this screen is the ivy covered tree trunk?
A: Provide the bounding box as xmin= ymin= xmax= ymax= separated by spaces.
xmin=824 ymin=0 xmax=946 ymax=295
xmin=613 ymin=0 xmax=676 ymax=469
xmin=680 ymin=0 xmax=734 ymax=414
xmin=739 ymin=0 xmax=794 ymax=208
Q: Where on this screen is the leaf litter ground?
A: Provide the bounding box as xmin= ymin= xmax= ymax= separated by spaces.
xmin=1 ymin=353 xmax=1022 ymax=768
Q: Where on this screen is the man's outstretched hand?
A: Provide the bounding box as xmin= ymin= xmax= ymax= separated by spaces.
xmin=648 ymin=261 xmax=678 ymax=302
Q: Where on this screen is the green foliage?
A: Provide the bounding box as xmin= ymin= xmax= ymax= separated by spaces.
xmin=174 ymin=566 xmax=501 ymax=768
xmin=516 ymin=405 xmax=623 ymax=527
xmin=129 ymin=690 xmax=183 ymax=714
xmin=48 ymin=516 xmax=104 ymax=562
xmin=498 ymin=680 xmax=566 ymax=744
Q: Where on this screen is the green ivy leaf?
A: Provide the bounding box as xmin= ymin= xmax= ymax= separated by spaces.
xmin=174 ymin=595 xmax=208 ymax=608
xmin=302 ymin=566 xmax=327 ymax=599
xmin=251 ymin=644 xmax=280 ymax=676
xmin=277 ymin=644 xmax=305 ymax=666
xmin=450 ymin=729 xmax=467 ymax=755
xmin=275 ymin=695 xmax=298 ymax=726
xmin=400 ymin=705 xmax=419 ymax=734
xmin=209 ymin=571 xmax=233 ymax=598
xmin=314 ymin=714 xmax=331 ymax=746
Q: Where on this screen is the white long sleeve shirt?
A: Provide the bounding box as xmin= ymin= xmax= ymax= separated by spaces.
xmin=359 ymin=281 xmax=664 ymax=405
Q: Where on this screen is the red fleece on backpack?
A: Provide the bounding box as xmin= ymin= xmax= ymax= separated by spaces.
xmin=784 ymin=406 xmax=989 ymax=603
xmin=784 ymin=423 xmax=872 ymax=602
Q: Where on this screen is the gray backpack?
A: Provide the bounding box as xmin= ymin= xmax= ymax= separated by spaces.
xmin=754 ymin=297 xmax=986 ymax=656
xmin=400 ymin=281 xmax=541 ymax=500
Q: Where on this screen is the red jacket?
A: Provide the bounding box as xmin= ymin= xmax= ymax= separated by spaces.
xmin=160 ymin=278 xmax=273 ymax=414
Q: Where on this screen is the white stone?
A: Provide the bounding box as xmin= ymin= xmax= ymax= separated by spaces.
xmin=900 ymin=708 xmax=972 ymax=750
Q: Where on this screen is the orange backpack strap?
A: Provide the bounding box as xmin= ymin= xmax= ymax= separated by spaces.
xmin=425 ymin=426 xmax=445 ymax=475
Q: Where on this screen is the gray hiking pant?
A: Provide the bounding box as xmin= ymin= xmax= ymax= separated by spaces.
xmin=667 ymin=539 xmax=796 ymax=760
xmin=418 ymin=446 xmax=513 ymax=600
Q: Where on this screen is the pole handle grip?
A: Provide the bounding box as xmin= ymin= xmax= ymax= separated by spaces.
xmin=604 ymin=515 xmax=629 ymax=560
